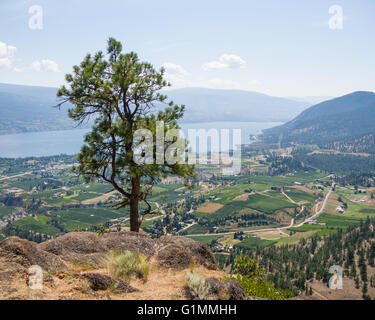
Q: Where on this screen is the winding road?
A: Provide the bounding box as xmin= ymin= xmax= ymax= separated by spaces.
xmin=186 ymin=183 xmax=334 ymax=238
xmin=0 ymin=172 xmax=32 ymax=181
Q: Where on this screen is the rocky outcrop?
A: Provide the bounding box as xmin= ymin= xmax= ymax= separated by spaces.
xmin=0 ymin=232 xmax=217 ymax=280
xmin=38 ymin=232 xmax=163 ymax=266
xmin=37 ymin=232 xmax=217 ymax=270
xmin=0 ymin=232 xmax=229 ymax=300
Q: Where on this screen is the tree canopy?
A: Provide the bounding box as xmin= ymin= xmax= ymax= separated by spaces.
xmin=57 ymin=38 xmax=196 ymax=232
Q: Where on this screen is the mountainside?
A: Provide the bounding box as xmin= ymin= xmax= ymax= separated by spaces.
xmin=0 ymin=84 xmax=310 ymax=135
xmin=0 ymin=83 xmax=74 ymax=135
xmin=165 ymin=87 xmax=310 ymax=122
xmin=260 ymin=91 xmax=375 ymax=153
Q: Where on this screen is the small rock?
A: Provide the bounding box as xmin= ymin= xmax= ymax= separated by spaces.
xmin=223 ymin=280 xmax=248 ymax=300
xmin=205 ymin=277 xmax=247 ymax=300
xmin=82 ymin=273 xmax=113 ymax=291
xmin=112 ymin=280 xmax=138 ymax=293
xmin=82 ymin=273 xmax=138 ymax=293
xmin=0 ymin=285 xmax=18 ymax=296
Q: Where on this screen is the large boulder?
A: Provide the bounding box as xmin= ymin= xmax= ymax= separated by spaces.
xmin=156 ymin=244 xmax=193 ymax=270
xmin=100 ymin=231 xmax=161 ymax=257
xmin=0 ymin=237 xmax=67 ymax=274
xmin=157 ymin=236 xmax=217 ymax=270
xmin=38 ymin=232 xmax=107 ymax=266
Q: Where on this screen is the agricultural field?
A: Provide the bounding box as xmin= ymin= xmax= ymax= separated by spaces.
xmin=1 ymin=152 xmax=374 ymax=252
xmin=0 ymin=204 xmax=16 ymax=219
xmin=234 ymin=235 xmax=276 ymax=250
xmin=13 ymin=216 xmax=61 ymax=236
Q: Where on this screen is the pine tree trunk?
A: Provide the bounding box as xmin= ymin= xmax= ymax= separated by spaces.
xmin=130 ymin=176 xmax=140 ymax=232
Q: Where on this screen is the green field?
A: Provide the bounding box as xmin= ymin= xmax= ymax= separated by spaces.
xmin=284 ymin=188 xmax=317 ymax=203
xmin=57 ymin=208 xmax=125 ymax=231
xmin=13 ymin=216 xmax=61 ymax=236
xmin=187 ymin=235 xmax=223 ymax=245
xmin=317 ymin=213 xmax=362 ymax=229
xmin=235 ymin=236 xmax=276 ymax=250
xmin=0 ymin=204 xmax=16 ymax=218
xmin=184 ymin=223 xmax=211 ymax=235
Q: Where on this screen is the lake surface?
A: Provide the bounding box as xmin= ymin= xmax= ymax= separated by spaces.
xmin=0 ymin=121 xmax=282 ymax=158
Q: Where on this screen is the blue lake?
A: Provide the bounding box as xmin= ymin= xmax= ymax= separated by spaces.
xmin=0 ymin=121 xmax=282 ymax=158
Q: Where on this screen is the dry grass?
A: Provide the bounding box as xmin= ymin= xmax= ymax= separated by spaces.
xmin=110 ymin=266 xmax=227 ymax=300
xmin=175 ymin=186 xmax=186 ymax=192
xmin=0 ymin=264 xmax=227 ymax=301
xmin=254 ymin=230 xmax=289 ymax=240
xmin=233 ymin=193 xmax=251 ymax=201
xmin=291 ymin=185 xmax=317 ymax=195
xmin=81 ymin=191 xmax=119 ymax=205
xmin=197 ymin=202 xmax=224 ymax=213
xmin=308 ymin=278 xmax=363 ymax=300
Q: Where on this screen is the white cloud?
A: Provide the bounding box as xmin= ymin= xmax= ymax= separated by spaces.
xmin=6 ymin=45 xmax=17 ymax=58
xmin=162 ymin=62 xmax=189 ymax=76
xmin=202 ymin=54 xmax=246 ymax=71
xmin=160 ymin=61 xmax=259 ymax=92
xmin=0 ymin=41 xmax=17 ymax=69
xmin=0 ymin=58 xmax=12 ymax=68
xmin=13 ymin=67 xmax=23 ymax=73
xmin=162 ymin=62 xmax=190 ymax=88
xmin=31 ymin=59 xmax=60 ymax=72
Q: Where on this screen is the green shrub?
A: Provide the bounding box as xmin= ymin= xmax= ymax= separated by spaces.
xmin=104 ymin=250 xmax=150 ymax=282
xmin=184 ymin=272 xmax=212 ymax=300
xmin=97 ymin=225 xmax=110 ymax=235
xmin=227 ymin=255 xmax=292 ymax=300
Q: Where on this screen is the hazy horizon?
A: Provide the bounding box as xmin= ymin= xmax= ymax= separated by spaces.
xmin=1 ymin=0 xmax=374 ymax=98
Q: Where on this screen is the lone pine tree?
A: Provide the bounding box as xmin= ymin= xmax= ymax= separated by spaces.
xmin=57 ymin=38 xmax=196 ymax=232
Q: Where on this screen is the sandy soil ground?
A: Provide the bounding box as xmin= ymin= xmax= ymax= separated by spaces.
xmin=197 ymin=203 xmax=224 ymax=213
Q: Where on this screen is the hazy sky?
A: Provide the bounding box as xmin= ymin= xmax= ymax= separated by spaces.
xmin=0 ymin=0 xmax=374 ymax=97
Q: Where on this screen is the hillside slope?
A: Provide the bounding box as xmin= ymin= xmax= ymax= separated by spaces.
xmin=0 ymin=83 xmax=74 ymax=135
xmin=260 ymin=91 xmax=375 ymax=153
xmin=164 ymin=87 xmax=310 ymax=122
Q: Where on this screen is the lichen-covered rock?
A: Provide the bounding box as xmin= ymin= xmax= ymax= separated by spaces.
xmin=158 ymin=236 xmax=217 ymax=270
xmin=39 ymin=232 xmax=217 ymax=271
xmin=101 ymin=231 xmax=161 ymax=258
xmin=156 ymin=244 xmax=193 ymax=270
xmin=38 ymin=232 xmax=107 ymax=265
xmin=39 ymin=231 xmax=162 ymax=266
xmin=82 ymin=273 xmax=114 ymax=291
xmin=0 ymin=237 xmax=67 ymax=274
xmin=82 ymin=273 xmax=138 ymax=293
xmin=222 ymin=280 xmax=248 ymax=300
xmin=112 ymin=279 xmax=138 ymax=294
xmin=205 ymin=277 xmax=247 ymax=300
xmin=0 ymin=231 xmax=219 ymax=288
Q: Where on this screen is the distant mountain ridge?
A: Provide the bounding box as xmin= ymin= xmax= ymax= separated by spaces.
xmin=164 ymin=87 xmax=311 ymax=122
xmin=260 ymin=91 xmax=375 ymax=153
xmin=0 ymin=83 xmax=73 ymax=135
xmin=0 ymin=83 xmax=311 ymax=135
